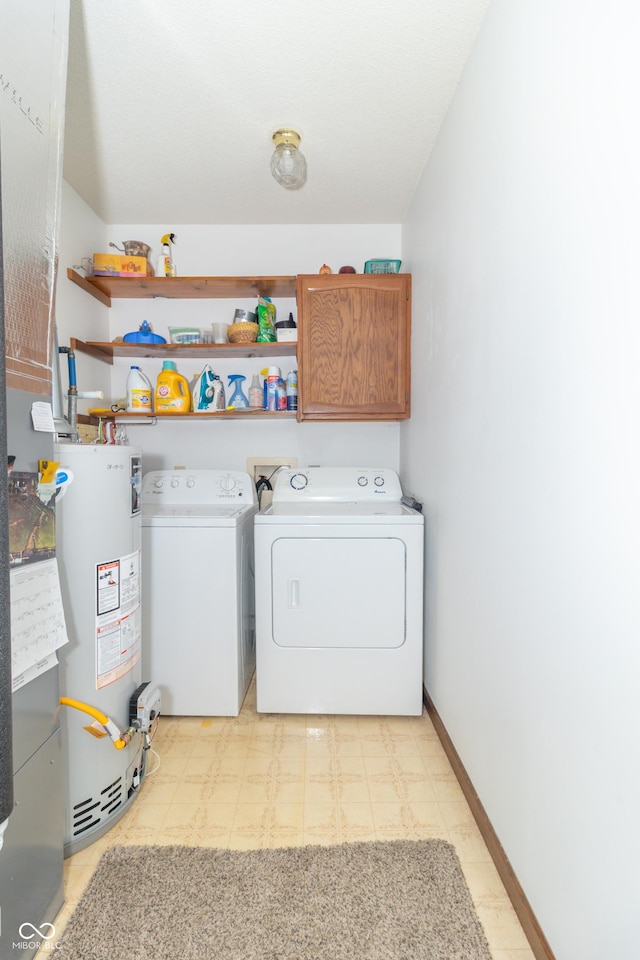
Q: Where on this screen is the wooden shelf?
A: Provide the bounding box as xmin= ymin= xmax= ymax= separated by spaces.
xmin=67 ymin=268 xmax=297 ymax=306
xmin=87 ymin=409 xmax=296 ymax=421
xmin=70 ymin=338 xmax=297 ymax=364
xmin=71 ymin=338 xmax=299 ymax=423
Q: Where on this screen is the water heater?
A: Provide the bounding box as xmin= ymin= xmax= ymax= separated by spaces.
xmin=54 ymin=443 xmax=156 ymax=856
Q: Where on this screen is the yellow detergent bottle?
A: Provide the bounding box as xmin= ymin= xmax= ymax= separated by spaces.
xmin=155 ymin=360 xmax=191 ymax=412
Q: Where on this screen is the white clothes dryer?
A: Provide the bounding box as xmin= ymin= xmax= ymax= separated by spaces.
xmin=141 ymin=470 xmax=257 ymax=716
xmin=254 ymin=467 xmax=424 ymax=715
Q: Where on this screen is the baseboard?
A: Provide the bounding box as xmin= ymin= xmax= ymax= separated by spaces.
xmin=423 ymin=687 xmax=556 ymax=960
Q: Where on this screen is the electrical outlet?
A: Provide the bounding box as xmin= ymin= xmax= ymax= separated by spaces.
xmin=246 ymin=456 xmax=298 ymax=488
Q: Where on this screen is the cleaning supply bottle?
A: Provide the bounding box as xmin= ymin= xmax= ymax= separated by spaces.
xmin=156 ymin=232 xmax=176 ymax=277
xmin=227 ymin=374 xmax=249 ymax=409
xmin=126 ymin=365 xmax=153 ymax=412
xmin=211 ymin=375 xmax=225 ymax=410
xmin=248 ymin=373 xmax=263 ymax=408
xmin=285 ymin=370 xmax=298 ymax=411
xmin=155 ymin=360 xmax=190 ymax=412
xmin=264 ymin=366 xmax=281 ymax=411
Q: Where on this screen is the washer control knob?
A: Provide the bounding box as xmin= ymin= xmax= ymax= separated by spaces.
xmin=186 ymin=478 xmax=195 ymax=488
xmin=374 ymin=476 xmax=385 ymax=487
xmin=170 ymin=478 xmax=179 ymax=488
xmin=220 ymin=476 xmax=236 ymax=491
xmin=357 ymin=476 xmax=368 ymax=486
xmin=290 ymin=473 xmax=308 ymax=490
xmin=154 ymin=479 xmax=164 ymax=489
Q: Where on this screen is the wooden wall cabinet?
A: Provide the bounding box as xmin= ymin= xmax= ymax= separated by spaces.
xmin=296 ymin=273 xmax=411 ymax=420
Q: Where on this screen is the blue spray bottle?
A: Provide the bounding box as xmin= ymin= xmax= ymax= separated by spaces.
xmin=227 ymin=374 xmax=249 ymax=409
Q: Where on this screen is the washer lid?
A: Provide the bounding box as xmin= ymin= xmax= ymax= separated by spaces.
xmin=255 ymin=501 xmax=423 ymax=524
xmin=142 ymin=502 xmax=257 ymax=526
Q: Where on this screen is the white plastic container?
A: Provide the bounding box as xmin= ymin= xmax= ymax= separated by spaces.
xmin=249 ymin=374 xmax=263 ymax=408
xmin=126 ymin=365 xmax=153 ymax=412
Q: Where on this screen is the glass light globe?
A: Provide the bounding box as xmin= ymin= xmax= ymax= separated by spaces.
xmin=270 ymin=130 xmax=307 ymax=189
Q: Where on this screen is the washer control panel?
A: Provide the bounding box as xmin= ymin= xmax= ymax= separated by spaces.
xmin=141 ymin=470 xmax=256 ymax=504
xmin=273 ymin=467 xmax=403 ymax=503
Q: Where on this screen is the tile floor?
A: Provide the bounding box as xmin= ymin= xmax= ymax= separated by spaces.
xmin=54 ymin=679 xmax=535 ymax=960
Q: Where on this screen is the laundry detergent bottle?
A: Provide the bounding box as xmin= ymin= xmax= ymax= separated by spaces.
xmin=155 ymin=360 xmax=191 ymax=412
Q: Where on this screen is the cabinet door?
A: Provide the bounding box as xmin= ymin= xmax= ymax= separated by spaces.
xmin=296 ymin=274 xmax=411 ymax=420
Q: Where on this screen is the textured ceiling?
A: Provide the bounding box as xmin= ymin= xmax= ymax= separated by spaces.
xmin=63 ymin=0 xmax=490 ymax=226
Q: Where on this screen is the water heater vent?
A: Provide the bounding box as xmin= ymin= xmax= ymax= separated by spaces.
xmin=100 ymin=775 xmax=124 ymax=814
xmin=101 ymin=775 xmax=123 ymax=796
xmin=72 ymin=776 xmax=124 ymax=836
xmin=72 ymin=812 xmax=101 ymax=837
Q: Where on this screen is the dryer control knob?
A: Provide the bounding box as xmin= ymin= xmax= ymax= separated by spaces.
xmin=170 ymin=479 xmax=179 ymax=488
xmin=290 ymin=472 xmax=308 ymax=490
xmin=374 ymin=476 xmax=385 ymax=487
xmin=357 ymin=476 xmax=368 ymax=486
xmin=186 ymin=478 xmax=195 ymax=488
xmin=154 ymin=479 xmax=164 ymax=489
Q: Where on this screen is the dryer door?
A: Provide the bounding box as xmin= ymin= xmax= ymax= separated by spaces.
xmin=271 ymin=536 xmax=406 ymax=648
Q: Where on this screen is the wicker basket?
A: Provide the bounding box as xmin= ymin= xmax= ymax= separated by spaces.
xmin=227 ymin=321 xmax=259 ymax=343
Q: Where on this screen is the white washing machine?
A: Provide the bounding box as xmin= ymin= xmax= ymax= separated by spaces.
xmin=254 ymin=467 xmax=424 ymax=716
xmin=141 ymin=469 xmax=257 ymax=716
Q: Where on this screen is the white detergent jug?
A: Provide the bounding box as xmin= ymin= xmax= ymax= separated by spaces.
xmin=126 ymin=365 xmax=153 ymax=412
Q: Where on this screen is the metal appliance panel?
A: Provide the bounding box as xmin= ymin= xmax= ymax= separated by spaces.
xmin=141 ymin=470 xmax=257 ymax=717
xmin=0 ymin=730 xmax=64 ymax=955
xmin=254 ymin=467 xmax=424 ymax=716
xmin=271 ymin=537 xmax=406 ymax=648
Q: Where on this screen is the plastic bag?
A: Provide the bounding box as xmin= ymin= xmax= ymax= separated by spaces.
xmin=256 ymin=296 xmax=277 ymax=342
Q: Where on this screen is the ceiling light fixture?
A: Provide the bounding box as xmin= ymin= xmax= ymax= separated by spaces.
xmin=270 ymin=129 xmax=307 ymax=189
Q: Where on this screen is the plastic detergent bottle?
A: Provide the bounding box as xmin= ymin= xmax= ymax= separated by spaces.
xmin=126 ymin=365 xmax=153 ymax=412
xmin=227 ymin=374 xmax=249 ymax=409
xmin=155 ymin=360 xmax=191 ymax=412
xmin=248 ymin=373 xmax=263 ymax=408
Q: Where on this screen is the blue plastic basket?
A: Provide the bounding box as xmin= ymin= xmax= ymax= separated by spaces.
xmin=363 ymin=259 xmax=402 ymax=274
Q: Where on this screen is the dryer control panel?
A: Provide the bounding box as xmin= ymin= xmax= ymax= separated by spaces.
xmin=273 ymin=467 xmax=403 ymax=502
xmin=141 ymin=470 xmax=257 ymax=504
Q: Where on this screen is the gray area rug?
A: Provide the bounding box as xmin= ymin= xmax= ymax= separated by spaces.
xmin=53 ymin=840 xmax=492 ymax=960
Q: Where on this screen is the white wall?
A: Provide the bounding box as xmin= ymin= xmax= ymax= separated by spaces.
xmin=401 ymin=2 xmax=640 ymax=958
xmin=56 ymin=183 xmax=110 ymax=402
xmin=55 ymin=189 xmax=402 ymax=472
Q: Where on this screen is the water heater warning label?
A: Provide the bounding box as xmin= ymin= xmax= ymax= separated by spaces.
xmin=95 ymin=550 xmax=141 ymax=689
xmin=97 ymin=560 xmax=120 ymax=615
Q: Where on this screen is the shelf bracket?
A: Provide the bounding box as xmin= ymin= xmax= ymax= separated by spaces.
xmin=112 ymin=416 xmax=157 ymax=426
